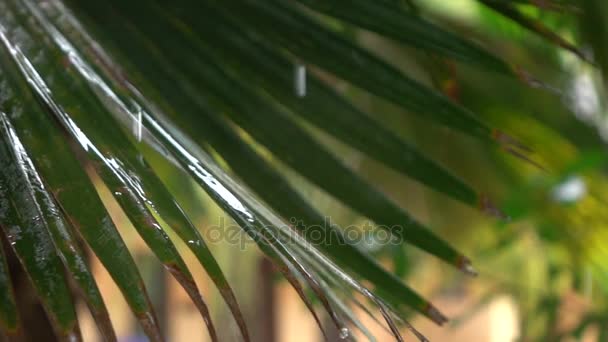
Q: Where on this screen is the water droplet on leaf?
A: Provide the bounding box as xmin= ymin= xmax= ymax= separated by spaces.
xmin=339 ymin=327 xmax=349 ymax=340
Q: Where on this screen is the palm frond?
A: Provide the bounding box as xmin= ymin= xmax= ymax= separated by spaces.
xmin=0 ymin=0 xmax=599 ymax=341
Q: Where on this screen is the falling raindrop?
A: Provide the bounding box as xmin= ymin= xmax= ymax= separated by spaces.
xmin=294 ymin=63 xmax=306 ymax=97
xmin=339 ymin=327 xmax=349 ymax=340
xmin=132 ymin=108 xmax=142 ymax=142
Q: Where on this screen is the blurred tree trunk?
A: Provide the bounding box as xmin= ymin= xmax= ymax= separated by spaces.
xmin=256 ymin=258 xmax=276 ymax=342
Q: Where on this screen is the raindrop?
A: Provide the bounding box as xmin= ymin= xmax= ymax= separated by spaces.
xmin=294 ymin=63 xmax=306 ymax=97
xmin=132 ymin=108 xmax=142 ymax=142
xmin=339 ymin=327 xmax=349 ymax=340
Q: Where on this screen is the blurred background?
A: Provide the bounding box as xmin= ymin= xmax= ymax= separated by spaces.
xmin=69 ymin=0 xmax=608 ymax=341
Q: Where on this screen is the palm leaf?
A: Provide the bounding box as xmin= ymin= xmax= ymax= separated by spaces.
xmin=0 ymin=0 xmax=599 ymax=340
xmin=294 ymin=0 xmax=511 ymax=73
xmin=477 ymin=0 xmax=589 ymax=62
xmin=0 ymin=239 xmax=18 ymax=337
xmin=0 ymin=31 xmax=163 ymax=340
xmin=0 ymin=110 xmax=82 ymax=340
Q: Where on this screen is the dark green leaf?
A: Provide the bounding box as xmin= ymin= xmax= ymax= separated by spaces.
xmin=25 ymin=2 xmax=257 ymax=339
xmin=0 ymin=112 xmax=114 ymax=341
xmin=478 ymin=0 xmax=589 ymax=62
xmin=0 ymin=236 xmax=18 ymax=335
xmin=294 ymin=0 xmax=511 ymax=73
xmin=214 ymin=0 xmax=501 ymax=143
xmin=47 ymin=2 xmax=427 ymax=328
xmin=0 ymin=3 xmax=210 ymax=340
xmin=581 ymin=0 xmax=608 ymax=82
xmin=165 ymin=4 xmax=481 ymax=207
xmin=89 ymin=0 xmax=474 ymax=278
xmin=0 ymin=10 xmax=164 ymax=339
xmin=0 ymin=111 xmax=80 ymax=340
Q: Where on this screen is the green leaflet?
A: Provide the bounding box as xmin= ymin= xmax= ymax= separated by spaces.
xmin=0 ymin=40 xmax=160 ymax=342
xmin=478 ymin=0 xmax=588 ymax=62
xmin=23 ymin=1 xmax=253 ymax=339
xmin=64 ymin=0 xmax=453 ymax=323
xmin=52 ymin=0 xmax=434 ymax=329
xmin=214 ymin=0 xmax=497 ymax=143
xmin=0 ymin=233 xmax=18 ymax=335
xmin=0 ymin=112 xmax=80 ymax=340
xmin=137 ymin=105 xmax=389 ymax=335
xmin=216 ymin=0 xmax=537 ymax=176
xmin=161 ymin=3 xmax=480 ymax=207
xmin=244 ymin=216 xmax=348 ymax=338
xmin=0 ymin=2 xmax=214 ymax=340
xmin=490 ymin=0 xmax=581 ymax=13
xmin=294 ymin=0 xmax=511 ymax=73
xmin=115 ymin=38 xmax=441 ymax=323
xmin=50 ymin=0 xmax=347 ymax=333
xmin=0 ymin=108 xmax=114 ymax=340
xmin=114 ymin=0 xmax=472 ymax=274
xmin=581 ymin=0 xmax=608 ymax=82
xmin=1 ymin=8 xmax=116 ymax=339
xmin=147 ymin=102 xmax=352 ymax=336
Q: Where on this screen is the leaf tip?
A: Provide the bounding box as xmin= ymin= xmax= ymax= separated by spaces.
xmin=478 ymin=194 xmax=510 ymax=221
xmin=491 ymin=129 xmax=547 ymax=171
xmin=137 ymin=311 xmax=163 ymax=342
xmin=512 ymin=66 xmax=564 ymax=95
xmin=491 ymin=129 xmax=529 ymax=152
xmin=457 ymin=256 xmax=479 ymax=277
xmin=424 ymin=303 xmax=448 ymax=325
